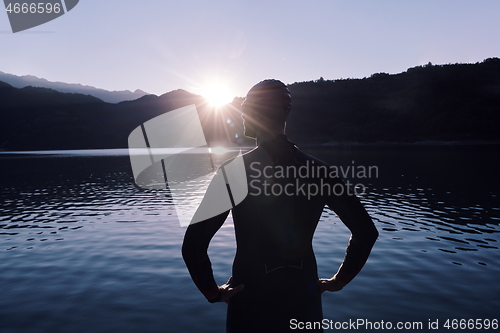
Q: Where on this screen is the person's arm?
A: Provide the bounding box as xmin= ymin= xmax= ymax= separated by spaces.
xmin=182 ymin=210 xmax=228 ymax=301
xmin=319 ymin=179 xmax=378 ymax=292
xmin=182 ymin=210 xmax=245 ymax=303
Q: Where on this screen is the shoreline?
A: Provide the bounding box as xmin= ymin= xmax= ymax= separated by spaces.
xmin=303 ymin=140 xmax=500 ymax=148
xmin=1 ymin=140 xmax=500 ymax=153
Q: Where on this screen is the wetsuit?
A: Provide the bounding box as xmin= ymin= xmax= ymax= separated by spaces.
xmin=182 ymin=135 xmax=378 ymax=332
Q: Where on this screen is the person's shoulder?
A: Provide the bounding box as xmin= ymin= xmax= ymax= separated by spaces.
xmin=219 ymin=149 xmax=248 ymax=168
xmin=294 ymin=149 xmax=330 ymax=167
xmin=241 ymin=146 xmax=258 ymax=158
xmin=241 ymin=146 xmax=272 ymax=165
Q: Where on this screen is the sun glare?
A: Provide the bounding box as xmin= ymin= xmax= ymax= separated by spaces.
xmin=202 ymin=83 xmax=233 ymax=108
xmin=209 ymin=146 xmax=229 ymax=155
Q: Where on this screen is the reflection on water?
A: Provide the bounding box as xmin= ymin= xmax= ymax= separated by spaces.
xmin=1 ymin=145 xmax=499 ymax=332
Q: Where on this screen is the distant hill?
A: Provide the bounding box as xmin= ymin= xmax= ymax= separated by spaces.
xmin=0 ymin=71 xmax=148 ymax=103
xmin=285 ymin=58 xmax=500 ymax=144
xmin=1 ymin=58 xmax=500 ymax=151
xmin=0 ymin=82 xmax=245 ymax=150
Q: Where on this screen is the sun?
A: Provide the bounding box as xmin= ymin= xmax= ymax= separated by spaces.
xmin=202 ymin=82 xmax=233 ymax=108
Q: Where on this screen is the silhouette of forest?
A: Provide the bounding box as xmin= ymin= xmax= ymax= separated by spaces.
xmin=1 ymin=58 xmax=499 ymax=151
xmin=285 ymin=58 xmax=500 ymax=144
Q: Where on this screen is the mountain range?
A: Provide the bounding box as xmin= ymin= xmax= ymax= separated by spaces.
xmin=1 ymin=58 xmax=500 ymax=151
xmin=0 ymin=71 xmax=148 ymax=104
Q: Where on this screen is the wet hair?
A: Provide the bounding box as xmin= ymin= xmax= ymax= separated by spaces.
xmin=241 ymin=79 xmax=292 ymax=122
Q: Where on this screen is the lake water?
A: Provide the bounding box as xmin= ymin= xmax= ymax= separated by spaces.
xmin=1 ymin=145 xmax=499 ymax=332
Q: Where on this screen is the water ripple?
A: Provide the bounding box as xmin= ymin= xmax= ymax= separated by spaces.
xmin=1 ymin=149 xmax=499 ymax=332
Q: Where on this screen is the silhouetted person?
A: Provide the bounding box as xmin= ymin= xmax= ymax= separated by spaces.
xmin=182 ymin=79 xmax=378 ymax=332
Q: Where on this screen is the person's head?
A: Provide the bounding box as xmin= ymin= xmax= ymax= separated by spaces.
xmin=241 ymin=79 xmax=292 ymax=139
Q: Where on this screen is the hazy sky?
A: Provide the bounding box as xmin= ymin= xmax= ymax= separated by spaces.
xmin=1 ymin=0 xmax=499 ymax=99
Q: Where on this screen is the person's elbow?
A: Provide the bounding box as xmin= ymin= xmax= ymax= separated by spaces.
xmin=181 ymin=237 xmax=194 ymax=264
xmin=355 ymin=220 xmax=378 ymax=247
xmin=366 ymin=222 xmax=379 ymax=246
xmin=371 ymin=226 xmax=379 ymax=243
